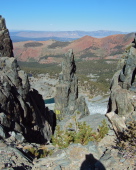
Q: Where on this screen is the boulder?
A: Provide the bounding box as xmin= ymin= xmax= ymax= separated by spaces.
xmin=9 ymin=131 xmax=25 ymax=143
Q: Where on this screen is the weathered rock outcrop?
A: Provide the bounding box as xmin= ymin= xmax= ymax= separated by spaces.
xmin=106 ymin=38 xmax=136 ymax=136
xmin=55 ymin=49 xmax=89 ymax=117
xmin=0 ymin=16 xmax=55 ymax=143
xmin=0 ymin=15 xmax=13 ymax=57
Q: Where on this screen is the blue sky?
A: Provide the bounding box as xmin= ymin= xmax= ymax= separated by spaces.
xmin=1 ymin=0 xmax=136 ymax=32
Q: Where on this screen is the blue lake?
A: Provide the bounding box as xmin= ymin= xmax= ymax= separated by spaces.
xmin=44 ymin=98 xmax=55 ymax=104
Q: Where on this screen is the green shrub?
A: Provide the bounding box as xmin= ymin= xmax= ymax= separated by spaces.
xmin=48 ymin=41 xmax=70 ymax=48
xmin=95 ymin=119 xmax=109 ymax=141
xmin=73 ymin=122 xmax=96 ymax=145
xmin=52 ymin=119 xmax=109 ymax=149
xmin=125 ymin=44 xmax=132 ymax=52
xmin=24 ymin=42 xmax=43 ymax=48
xmin=25 ymin=146 xmax=53 ymax=159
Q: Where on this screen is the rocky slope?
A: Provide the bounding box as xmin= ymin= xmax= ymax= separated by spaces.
xmin=0 ymin=15 xmax=135 ymax=170
xmin=31 ymin=37 xmax=136 ymax=170
xmin=0 ymin=16 xmax=55 ymax=144
xmin=29 ymin=74 xmax=58 ymax=100
xmin=13 ymin=33 xmax=134 ymax=63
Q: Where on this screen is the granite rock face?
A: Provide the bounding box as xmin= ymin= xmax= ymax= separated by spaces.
xmin=106 ymin=38 xmax=136 ymax=136
xmin=0 ymin=16 xmax=55 ymax=143
xmin=0 ymin=15 xmax=13 ymax=57
xmin=55 ymin=49 xmax=89 ymax=117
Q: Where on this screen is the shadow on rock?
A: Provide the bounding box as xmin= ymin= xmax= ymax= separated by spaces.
xmin=80 ymin=153 xmax=106 ymax=170
xmin=13 ymin=166 xmax=31 ymax=170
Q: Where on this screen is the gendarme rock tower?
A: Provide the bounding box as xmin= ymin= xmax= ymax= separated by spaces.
xmin=55 ymin=49 xmax=89 ymax=118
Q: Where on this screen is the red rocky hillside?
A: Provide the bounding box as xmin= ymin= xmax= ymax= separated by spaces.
xmin=13 ymin=33 xmax=134 ymax=63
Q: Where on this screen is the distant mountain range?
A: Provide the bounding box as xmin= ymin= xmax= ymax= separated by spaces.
xmin=13 ymin=33 xmax=134 ymax=63
xmin=10 ymin=30 xmax=130 ymax=42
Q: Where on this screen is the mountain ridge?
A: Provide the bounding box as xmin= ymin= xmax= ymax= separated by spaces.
xmin=10 ymin=30 xmax=130 ymax=42
xmin=13 ymin=33 xmax=134 ymax=63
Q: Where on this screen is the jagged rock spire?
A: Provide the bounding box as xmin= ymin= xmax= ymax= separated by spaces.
xmin=0 ymin=15 xmax=14 ymax=57
xmin=0 ymin=15 xmax=6 ymax=30
xmin=55 ymin=49 xmax=89 ymax=118
xmin=61 ymin=49 xmax=76 ymax=81
xmin=55 ymin=49 xmax=78 ymax=115
xmin=0 ymin=16 xmax=55 ymax=144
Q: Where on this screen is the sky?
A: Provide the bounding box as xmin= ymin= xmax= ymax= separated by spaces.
xmin=1 ymin=0 xmax=136 ymax=32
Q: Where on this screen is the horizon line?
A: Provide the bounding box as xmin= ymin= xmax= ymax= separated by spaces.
xmin=9 ymin=29 xmax=131 ymax=33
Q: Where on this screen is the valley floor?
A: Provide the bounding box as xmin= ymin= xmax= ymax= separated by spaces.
xmin=29 ymin=73 xmax=109 ymax=115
